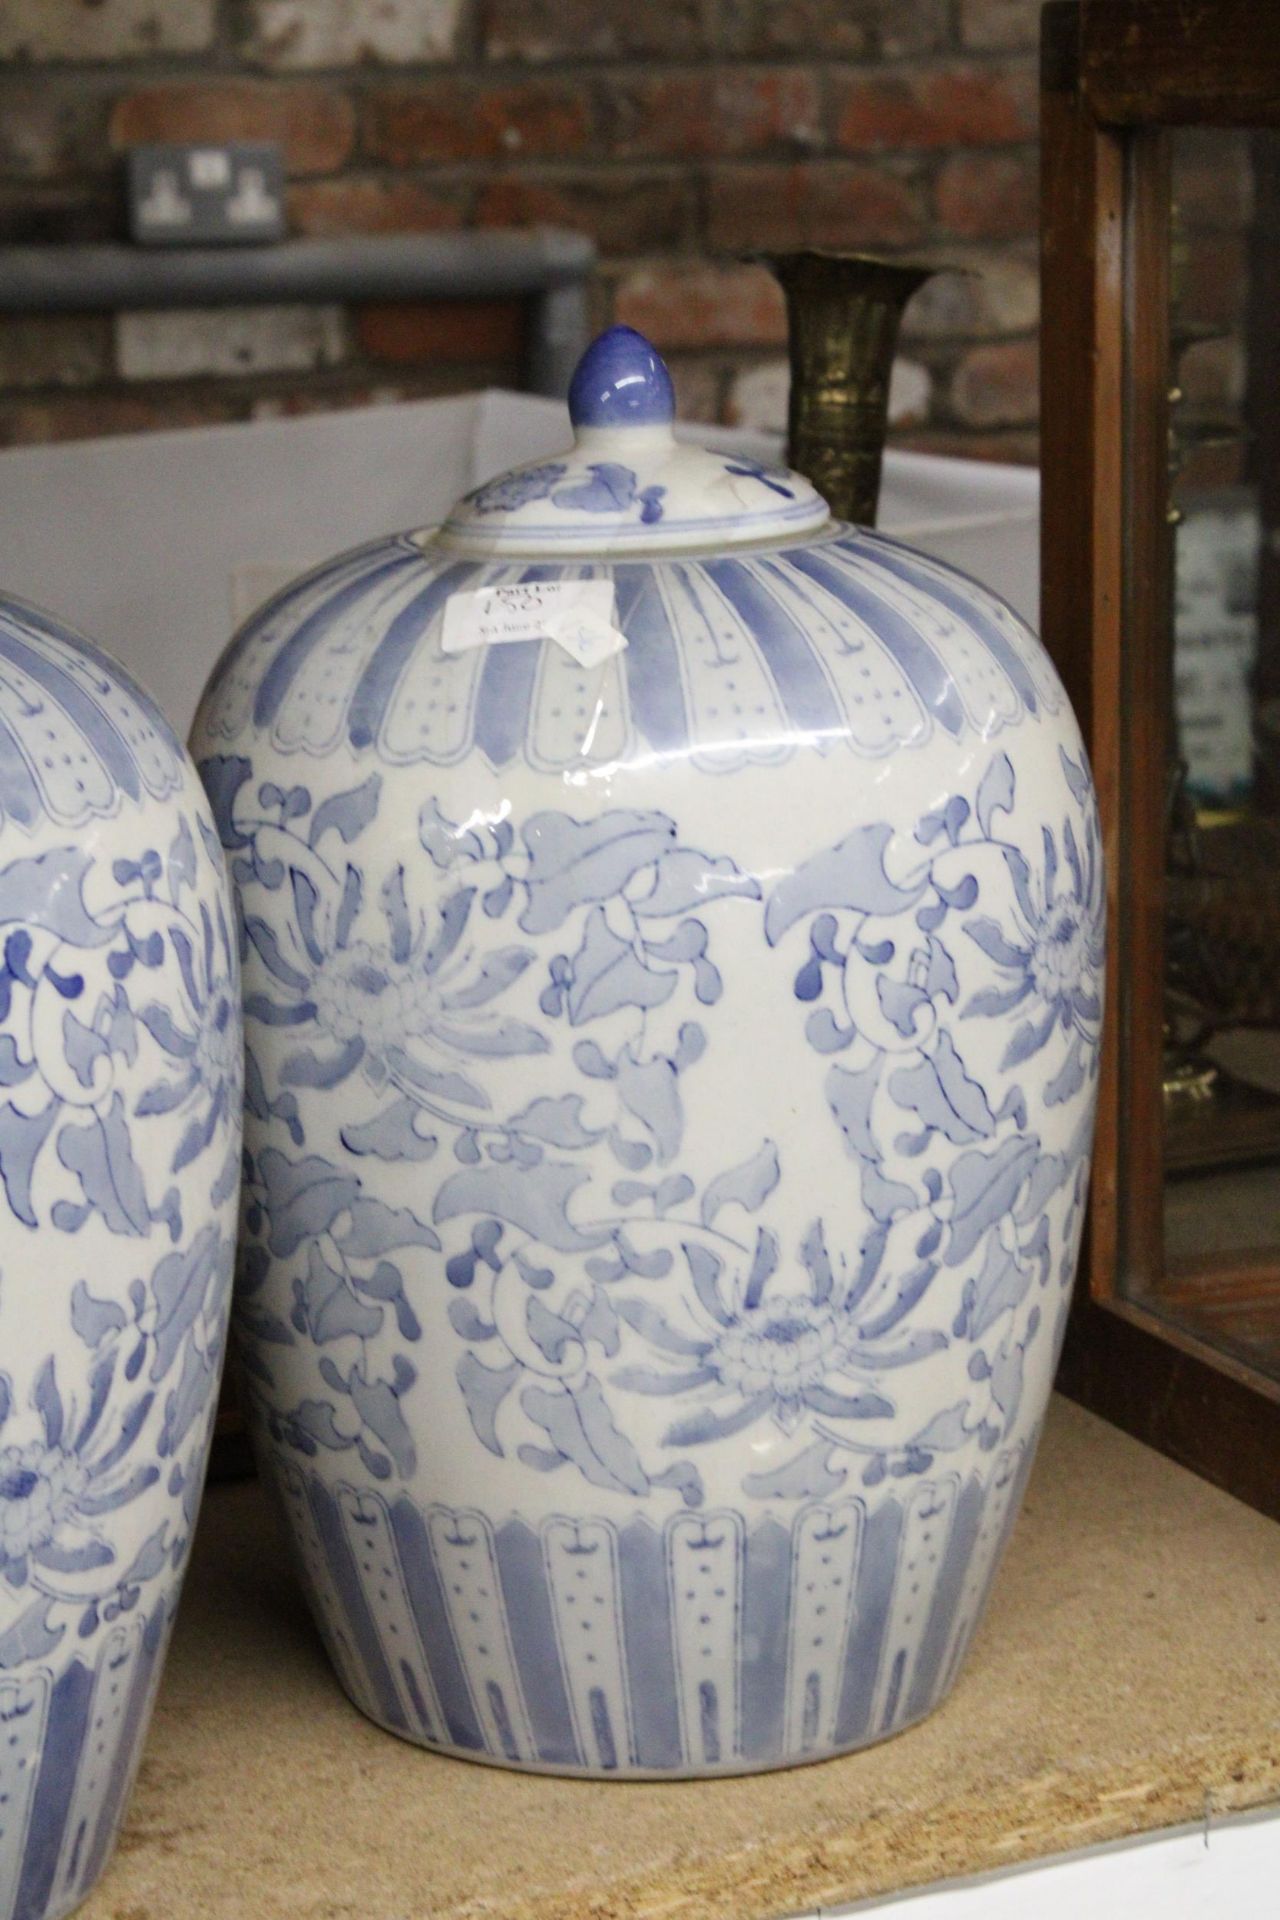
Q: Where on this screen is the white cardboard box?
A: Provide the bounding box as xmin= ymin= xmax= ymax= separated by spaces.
xmin=0 ymin=391 xmax=1038 ymax=736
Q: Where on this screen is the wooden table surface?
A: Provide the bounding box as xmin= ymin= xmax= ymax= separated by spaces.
xmin=81 ymin=1396 xmax=1280 ymax=1920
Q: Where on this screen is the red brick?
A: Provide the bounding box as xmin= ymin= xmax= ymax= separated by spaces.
xmin=949 ymin=338 xmax=1039 ymax=427
xmin=0 ymin=0 xmax=214 ymax=61
xmin=714 ymin=0 xmax=947 ymax=56
xmin=0 ymin=82 xmax=109 ymax=181
xmin=832 ymin=62 xmax=1037 ymax=151
xmin=0 ymin=314 xmax=112 ymax=390
xmin=717 ymin=0 xmax=869 ymax=56
xmin=0 ymin=183 xmax=115 ymax=245
xmin=609 ymin=67 xmax=823 ymax=161
xmin=364 ymin=80 xmax=595 ymax=165
xmin=248 ymin=377 xmax=481 ymax=420
xmin=109 ymin=81 xmax=355 ymax=178
xmin=288 ymin=175 xmax=469 ymax=235
xmin=355 ymin=300 xmax=526 ymax=365
xmin=935 ymin=149 xmax=1037 ymax=240
xmin=607 ymin=71 xmax=716 ymax=162
xmin=707 ymin=160 xmax=925 ymax=251
xmin=475 ymin=172 xmax=695 ymax=256
xmin=957 ymin=0 xmax=1039 ymax=52
xmin=0 ymin=375 xmax=509 ymax=450
xmin=240 ymin=0 xmax=463 ymax=69
xmin=724 ymin=356 xmax=788 ymax=432
xmin=612 ymin=262 xmax=785 ymax=351
xmin=901 ymin=254 xmax=1038 ymax=340
xmin=0 ymin=390 xmax=246 ymax=449
xmin=483 ymin=0 xmax=713 ymax=61
xmin=871 ymin=0 xmax=951 ymax=57
xmin=703 ymin=63 xmax=826 ymax=154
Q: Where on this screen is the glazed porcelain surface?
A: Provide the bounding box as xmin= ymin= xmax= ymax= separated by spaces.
xmin=0 ymin=593 xmax=239 ymax=1919
xmin=193 ymin=326 xmax=1103 ymax=1778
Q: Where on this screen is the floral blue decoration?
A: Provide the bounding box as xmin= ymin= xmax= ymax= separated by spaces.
xmin=0 ymin=590 xmax=239 ymax=1914
xmin=464 ymin=462 xmax=568 ymax=516
xmin=204 ymin=744 xmax=1099 ymax=1512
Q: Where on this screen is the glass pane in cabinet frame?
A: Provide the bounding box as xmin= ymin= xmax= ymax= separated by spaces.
xmin=1100 ymin=128 xmax=1280 ymax=1369
xmin=1158 ymin=128 xmax=1280 ymax=1373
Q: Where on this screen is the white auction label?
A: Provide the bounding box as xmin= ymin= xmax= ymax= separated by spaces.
xmin=442 ymin=580 xmax=628 ymax=669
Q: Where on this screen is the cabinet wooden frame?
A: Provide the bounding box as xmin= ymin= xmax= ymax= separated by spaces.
xmin=1040 ymin=0 xmax=1280 ymax=1517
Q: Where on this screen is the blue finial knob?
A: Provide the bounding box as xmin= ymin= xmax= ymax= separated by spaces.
xmin=568 ymin=325 xmax=676 ymax=431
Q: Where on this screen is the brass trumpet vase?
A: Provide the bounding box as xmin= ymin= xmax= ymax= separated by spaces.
xmin=765 ymin=250 xmax=940 ymax=528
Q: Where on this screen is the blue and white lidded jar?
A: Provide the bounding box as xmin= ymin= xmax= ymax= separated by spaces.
xmin=0 ymin=593 xmax=239 ymax=1916
xmin=194 ymin=326 xmax=1102 ymax=1778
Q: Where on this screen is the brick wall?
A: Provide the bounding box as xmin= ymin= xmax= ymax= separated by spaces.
xmin=0 ymin=0 xmax=1043 ymax=456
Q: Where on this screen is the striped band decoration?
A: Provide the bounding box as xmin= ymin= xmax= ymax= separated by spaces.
xmin=273 ymin=1441 xmax=1034 ymax=1777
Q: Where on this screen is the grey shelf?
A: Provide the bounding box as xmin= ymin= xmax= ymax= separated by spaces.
xmin=0 ymin=229 xmax=597 ymax=396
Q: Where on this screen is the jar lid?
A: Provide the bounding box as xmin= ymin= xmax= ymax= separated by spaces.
xmin=436 ymin=325 xmax=830 ymax=557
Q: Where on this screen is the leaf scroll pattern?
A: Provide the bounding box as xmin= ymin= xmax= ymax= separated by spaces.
xmin=211 ymin=745 xmax=1101 ymax=1507
xmin=0 ymin=809 xmax=238 ymax=1647
xmin=755 ymin=745 xmax=1104 ymax=1490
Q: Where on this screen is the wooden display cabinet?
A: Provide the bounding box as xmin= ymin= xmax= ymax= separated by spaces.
xmin=1041 ymin=0 xmax=1280 ymax=1516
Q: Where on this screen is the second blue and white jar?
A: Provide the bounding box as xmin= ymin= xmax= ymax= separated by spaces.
xmin=0 ymin=590 xmax=239 ymax=1918
xmin=193 ymin=327 xmax=1103 ymax=1777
